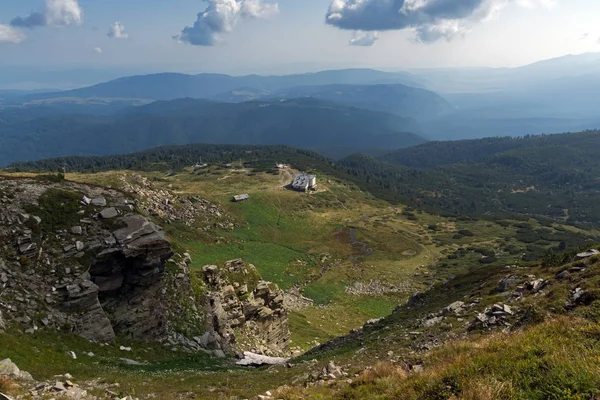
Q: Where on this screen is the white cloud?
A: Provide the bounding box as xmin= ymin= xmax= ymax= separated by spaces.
xmin=326 ymin=0 xmax=559 ymax=43
xmin=45 ymin=0 xmax=83 ymax=27
xmin=174 ymin=0 xmax=279 ymax=46
xmin=94 ymin=47 xmax=103 ymax=54
xmin=349 ymin=31 xmax=379 ymax=46
xmin=10 ymin=0 xmax=83 ymax=29
xmin=107 ymin=22 xmax=129 ymax=39
xmin=0 ymin=24 xmax=26 ymax=43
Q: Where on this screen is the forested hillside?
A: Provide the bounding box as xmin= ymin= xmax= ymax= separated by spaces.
xmin=0 ymin=98 xmax=426 ymax=165
xmin=339 ymin=131 xmax=600 ymax=223
xmin=10 ymin=130 xmax=600 ymax=225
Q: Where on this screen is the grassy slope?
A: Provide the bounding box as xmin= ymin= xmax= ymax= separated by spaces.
xmin=60 ymin=166 xmax=600 ymax=352
xmin=2 ymin=167 xmax=600 ymax=398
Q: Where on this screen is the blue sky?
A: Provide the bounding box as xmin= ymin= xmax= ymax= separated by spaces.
xmin=1 ymin=0 xmax=600 ymax=76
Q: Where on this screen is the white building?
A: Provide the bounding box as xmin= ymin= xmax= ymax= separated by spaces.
xmin=292 ymin=174 xmax=317 ymax=192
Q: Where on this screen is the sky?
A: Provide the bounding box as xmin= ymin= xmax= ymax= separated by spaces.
xmin=1 ymin=0 xmax=600 ymax=79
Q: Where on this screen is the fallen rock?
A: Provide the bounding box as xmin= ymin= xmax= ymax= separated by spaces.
xmin=443 ymin=301 xmax=465 ymax=315
xmin=99 ymin=208 xmax=119 ymax=219
xmin=0 ymin=359 xmax=33 ymax=381
xmin=526 ymin=278 xmax=548 ymax=293
xmin=91 ymin=197 xmax=107 ymax=207
xmin=555 ymin=270 xmax=571 ymax=281
xmin=497 ymin=275 xmax=521 ymax=292
xmin=70 ymin=226 xmax=83 ymax=235
xmin=422 ymin=316 xmax=443 ymax=327
xmin=236 ymin=351 xmax=289 ymax=366
xmin=120 ymin=358 xmax=143 ymax=366
xmin=576 ymin=249 xmax=600 ymax=259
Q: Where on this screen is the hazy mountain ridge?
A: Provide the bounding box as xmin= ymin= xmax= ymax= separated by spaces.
xmin=0 ymin=97 xmax=427 ymax=166
xmin=16 ymin=69 xmax=424 ymax=103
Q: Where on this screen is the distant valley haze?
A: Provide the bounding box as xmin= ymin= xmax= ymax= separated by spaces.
xmin=2 ymin=0 xmax=600 ymax=165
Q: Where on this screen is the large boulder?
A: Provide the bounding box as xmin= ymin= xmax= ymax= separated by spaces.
xmin=0 ymin=359 xmax=33 ymax=381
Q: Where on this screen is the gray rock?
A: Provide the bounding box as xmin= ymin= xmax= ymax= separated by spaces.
xmin=31 ymin=216 xmax=41 ymax=225
xmin=99 ymin=208 xmax=119 ymax=219
xmin=497 ymin=275 xmax=521 ymax=292
xmin=444 ymin=301 xmax=465 ymax=315
xmin=422 ymin=316 xmax=444 ymax=327
xmin=120 ymin=358 xmax=143 ymax=366
xmin=556 ymin=270 xmax=571 ymax=281
xmin=212 ymin=350 xmax=226 ymax=358
xmin=236 ymin=352 xmax=289 ymax=366
xmin=76 ymin=241 xmax=85 ymax=251
xmin=91 ymin=197 xmax=107 ymax=207
xmin=0 ymin=359 xmax=33 ymax=381
xmin=81 ymin=195 xmax=92 ymax=205
xmin=70 ymin=226 xmax=83 ymax=235
xmin=53 ymin=381 xmax=66 ymax=391
xmin=0 ymin=311 xmax=5 ymax=331
xmin=67 ymin=351 xmax=77 ymax=360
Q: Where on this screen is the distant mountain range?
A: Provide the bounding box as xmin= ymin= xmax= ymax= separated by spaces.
xmin=15 ymin=69 xmax=424 ymax=103
xmin=0 ymin=98 xmax=427 ymax=166
xmin=3 ymin=53 xmax=600 ymax=156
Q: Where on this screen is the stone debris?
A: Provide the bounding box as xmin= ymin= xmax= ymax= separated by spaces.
xmin=118 ymin=173 xmax=236 ymax=230
xmin=235 ymin=351 xmax=289 ymax=366
xmin=526 ymin=278 xmax=549 ymax=293
xmin=470 ymin=303 xmax=516 ymax=330
xmin=497 ymin=275 xmax=521 ymax=292
xmin=443 ymin=301 xmax=465 ymax=315
xmin=345 ymin=279 xmax=411 ymax=296
xmin=67 ymin=351 xmax=77 ymax=360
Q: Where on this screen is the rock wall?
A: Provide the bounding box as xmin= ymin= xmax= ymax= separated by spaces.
xmin=0 ymin=177 xmax=172 ymax=343
xmin=199 ymin=260 xmax=290 ymax=356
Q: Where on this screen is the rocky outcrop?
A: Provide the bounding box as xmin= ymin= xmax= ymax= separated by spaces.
xmin=0 ymin=177 xmax=173 ymax=343
xmin=0 ymin=359 xmax=33 ymax=381
xmin=91 ymin=214 xmax=172 ymax=340
xmin=199 ymin=259 xmax=290 ymax=356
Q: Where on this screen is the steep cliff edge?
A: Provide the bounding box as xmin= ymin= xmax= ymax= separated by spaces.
xmin=0 ymin=177 xmax=173 ymax=343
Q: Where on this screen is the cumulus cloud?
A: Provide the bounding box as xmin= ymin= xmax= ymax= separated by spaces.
xmin=174 ymin=0 xmax=279 ymax=46
xmin=0 ymin=24 xmax=26 ymax=43
xmin=326 ymin=0 xmax=557 ymax=43
xmin=94 ymin=47 xmax=103 ymax=54
xmin=349 ymin=30 xmax=379 ymax=46
xmin=10 ymin=0 xmax=83 ymax=29
xmin=107 ymin=22 xmax=129 ymax=39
